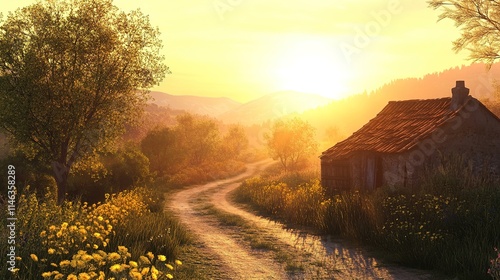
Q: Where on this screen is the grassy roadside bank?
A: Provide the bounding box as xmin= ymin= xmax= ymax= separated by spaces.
xmin=234 ymin=161 xmax=500 ymax=279
xmin=0 ymin=187 xmax=187 ymax=279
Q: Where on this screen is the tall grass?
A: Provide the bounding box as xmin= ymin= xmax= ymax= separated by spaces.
xmin=235 ymin=159 xmax=500 ymax=279
xmin=0 ymin=187 xmax=187 ymax=279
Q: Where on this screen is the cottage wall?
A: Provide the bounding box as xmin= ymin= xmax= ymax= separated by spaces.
xmin=321 ymin=97 xmax=500 ymax=193
xmin=381 ymin=102 xmax=500 ymax=189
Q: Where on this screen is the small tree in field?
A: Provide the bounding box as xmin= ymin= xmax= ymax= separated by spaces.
xmin=265 ymin=118 xmax=318 ymax=172
xmin=0 ymin=0 xmax=167 ymax=202
xmin=429 ymin=0 xmax=500 ymax=65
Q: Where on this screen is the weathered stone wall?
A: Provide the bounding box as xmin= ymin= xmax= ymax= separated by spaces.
xmin=380 ymin=100 xmax=500 ymax=189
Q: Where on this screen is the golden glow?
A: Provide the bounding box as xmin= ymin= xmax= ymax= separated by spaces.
xmin=273 ymin=40 xmax=351 ymax=99
xmin=1 ymin=1 xmax=469 ymax=103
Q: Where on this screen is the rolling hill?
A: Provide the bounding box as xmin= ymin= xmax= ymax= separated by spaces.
xmin=217 ymin=91 xmax=332 ymax=125
xmin=149 ymin=91 xmax=241 ymax=117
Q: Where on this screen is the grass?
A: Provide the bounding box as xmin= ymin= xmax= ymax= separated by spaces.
xmin=190 ymin=186 xmax=306 ymax=275
xmin=0 ymin=186 xmax=188 ymax=280
xmin=234 ymin=158 xmax=500 ymax=279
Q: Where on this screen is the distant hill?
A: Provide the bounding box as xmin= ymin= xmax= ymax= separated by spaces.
xmin=149 ymin=91 xmax=241 ymax=117
xmin=218 ymin=90 xmax=332 ymax=125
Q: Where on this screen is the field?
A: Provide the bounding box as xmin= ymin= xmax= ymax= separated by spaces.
xmin=0 ymin=187 xmax=187 ymax=280
xmin=235 ymin=160 xmax=500 ymax=279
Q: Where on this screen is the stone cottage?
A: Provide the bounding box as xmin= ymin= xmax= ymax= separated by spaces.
xmin=320 ymin=81 xmax=500 ymax=194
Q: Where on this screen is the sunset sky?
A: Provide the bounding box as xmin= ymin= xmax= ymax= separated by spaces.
xmin=1 ymin=0 xmax=470 ymax=102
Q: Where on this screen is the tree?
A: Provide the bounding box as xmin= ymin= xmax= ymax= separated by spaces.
xmin=429 ymin=0 xmax=500 ymax=65
xmin=265 ymin=118 xmax=318 ymax=172
xmin=220 ymin=125 xmax=249 ymax=160
xmin=141 ymin=127 xmax=182 ymax=175
xmin=175 ymin=114 xmax=220 ymax=165
xmin=0 ymin=0 xmax=167 ymax=202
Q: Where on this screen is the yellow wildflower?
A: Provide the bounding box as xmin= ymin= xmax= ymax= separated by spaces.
xmin=166 ymin=263 xmax=174 ymax=270
xmin=30 ymin=254 xmax=38 ymax=262
xmin=166 ymin=274 xmax=174 ymax=279
xmin=40 ymin=231 xmax=47 ymax=237
xmin=54 ymin=273 xmax=64 ymax=280
xmin=67 ymin=274 xmax=78 ymax=280
xmin=59 ymin=260 xmax=71 ymax=267
xmin=97 ymin=250 xmax=107 ymax=257
xmin=78 ymin=272 xmax=91 ymax=280
xmin=129 ymin=271 xmax=143 ymax=280
xmin=151 ymin=265 xmax=159 ymax=275
xmin=175 ymin=260 xmax=182 ymax=266
xmin=92 ymin=253 xmax=103 ymax=262
xmin=108 ymin=252 xmax=121 ymax=261
xmin=110 ymin=264 xmax=122 ymax=273
xmin=93 ymin=244 xmax=99 ymax=250
xmin=42 ymin=272 xmax=51 ymax=278
xmin=141 ymin=267 xmax=150 ymax=275
xmin=118 ymin=246 xmax=128 ymax=254
xmin=157 ymin=255 xmax=166 ymax=262
xmin=81 ymin=254 xmax=93 ymax=262
xmin=146 ymin=251 xmax=154 ymax=260
xmin=48 ymin=248 xmax=55 ymax=254
xmin=129 ymin=261 xmax=138 ymax=268
xmin=139 ymin=255 xmax=151 ymax=265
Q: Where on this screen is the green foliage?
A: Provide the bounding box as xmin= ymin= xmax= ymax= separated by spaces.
xmin=0 ymin=0 xmax=167 ymax=202
xmin=141 ymin=113 xmax=249 ymax=187
xmin=69 ymin=145 xmax=152 ymax=202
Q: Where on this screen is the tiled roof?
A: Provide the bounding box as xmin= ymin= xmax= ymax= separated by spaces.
xmin=321 ymin=97 xmax=477 ymax=160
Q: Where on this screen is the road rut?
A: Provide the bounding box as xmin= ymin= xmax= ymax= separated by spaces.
xmin=168 ymin=160 xmax=446 ymax=279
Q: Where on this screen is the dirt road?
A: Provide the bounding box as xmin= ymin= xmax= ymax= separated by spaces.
xmin=168 ymin=160 xmax=445 ymax=280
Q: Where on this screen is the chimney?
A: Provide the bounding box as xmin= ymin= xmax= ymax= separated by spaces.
xmin=451 ymin=80 xmax=469 ymax=110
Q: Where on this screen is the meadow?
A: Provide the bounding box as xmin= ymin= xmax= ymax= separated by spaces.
xmin=0 ymin=187 xmax=186 ymax=280
xmin=235 ymin=159 xmax=500 ymax=279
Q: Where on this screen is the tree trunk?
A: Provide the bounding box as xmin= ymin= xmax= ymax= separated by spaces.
xmin=52 ymin=161 xmax=70 ymax=204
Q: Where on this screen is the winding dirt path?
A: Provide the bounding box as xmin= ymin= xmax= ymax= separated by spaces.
xmin=169 ymin=160 xmax=286 ymax=279
xmin=168 ymin=160 xmax=447 ymax=280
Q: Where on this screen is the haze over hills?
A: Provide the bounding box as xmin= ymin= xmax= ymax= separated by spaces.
xmin=149 ymin=90 xmax=332 ymax=125
xmin=147 ymin=63 xmax=500 ymax=132
xmin=149 ymin=91 xmax=241 ymax=117
xmin=217 ymin=91 xmax=332 ymax=125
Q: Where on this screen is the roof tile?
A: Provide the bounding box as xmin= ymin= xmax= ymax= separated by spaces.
xmin=321 ymin=97 xmax=462 ymax=160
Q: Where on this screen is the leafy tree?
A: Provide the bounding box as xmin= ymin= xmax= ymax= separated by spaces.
xmin=220 ymin=125 xmax=249 ymax=160
xmin=175 ymin=114 xmax=220 ymax=165
xmin=429 ymin=0 xmax=500 ymax=65
xmin=265 ymin=118 xmax=318 ymax=172
xmin=141 ymin=127 xmax=182 ymax=176
xmin=0 ymin=0 xmax=167 ymax=202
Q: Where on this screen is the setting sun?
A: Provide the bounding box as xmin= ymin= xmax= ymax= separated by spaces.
xmin=273 ymin=39 xmax=352 ymax=100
